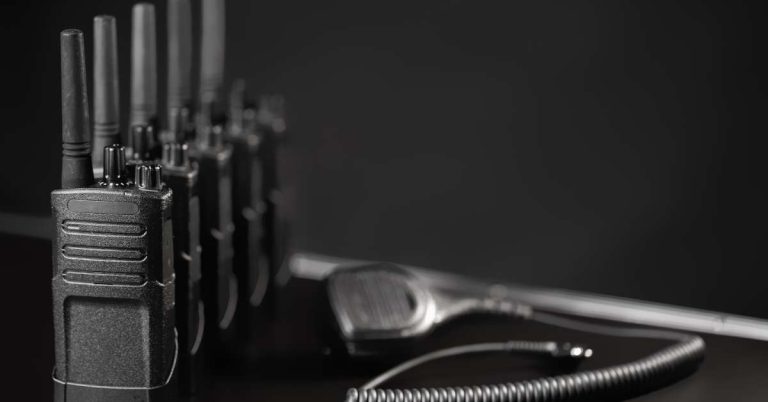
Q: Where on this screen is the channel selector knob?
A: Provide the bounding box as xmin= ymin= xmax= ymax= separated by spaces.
xmin=162 ymin=142 xmax=189 ymax=168
xmin=102 ymin=144 xmax=127 ymax=186
xmin=135 ymin=163 xmax=163 ymax=191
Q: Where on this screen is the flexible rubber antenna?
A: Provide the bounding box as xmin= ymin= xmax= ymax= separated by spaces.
xmin=131 ymin=3 xmax=157 ymax=126
xmin=168 ymin=0 xmax=193 ymax=111
xmin=93 ymin=15 xmax=121 ymax=169
xmin=199 ymin=0 xmax=226 ymax=106
xmin=60 ymin=29 xmax=95 ymax=188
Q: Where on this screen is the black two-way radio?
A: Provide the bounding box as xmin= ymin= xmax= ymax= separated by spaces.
xmin=227 ymin=81 xmax=269 ymax=338
xmin=122 ymin=0 xmax=205 ymax=396
xmin=255 ymin=93 xmax=289 ymax=312
xmin=161 ymin=139 xmax=203 ymax=396
xmin=52 ymin=29 xmax=176 ymax=401
xmin=164 ymin=0 xmax=204 ymax=395
xmin=196 ymin=0 xmax=238 ymax=351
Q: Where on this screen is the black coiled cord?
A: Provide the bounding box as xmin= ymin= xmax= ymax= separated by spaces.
xmin=345 ymin=312 xmax=706 ymax=402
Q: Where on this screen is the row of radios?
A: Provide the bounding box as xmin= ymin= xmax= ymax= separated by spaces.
xmin=52 ymin=0 xmax=286 ymax=400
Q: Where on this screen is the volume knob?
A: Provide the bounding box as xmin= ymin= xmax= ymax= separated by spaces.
xmin=102 ymin=144 xmax=127 ymax=186
xmin=135 ymin=163 xmax=163 ymax=190
xmin=167 ymin=107 xmax=191 ymax=143
xmin=198 ymin=123 xmax=224 ymax=150
xmin=162 ymin=142 xmax=189 ymax=168
xmin=130 ymin=124 xmax=157 ymax=161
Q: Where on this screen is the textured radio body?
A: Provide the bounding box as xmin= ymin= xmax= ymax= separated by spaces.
xmin=164 ymin=162 xmax=203 ymax=394
xmin=196 ymin=144 xmax=238 ymax=347
xmin=257 ymin=125 xmax=288 ymax=312
xmin=230 ymin=134 xmax=267 ymax=337
xmin=51 ymin=185 xmax=177 ymax=401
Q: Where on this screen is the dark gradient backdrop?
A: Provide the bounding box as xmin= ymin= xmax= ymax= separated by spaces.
xmin=0 ymin=1 xmax=766 ymax=317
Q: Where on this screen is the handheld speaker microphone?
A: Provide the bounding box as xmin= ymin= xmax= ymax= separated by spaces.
xmin=196 ymin=0 xmax=239 ymax=352
xmin=92 ymin=15 xmax=120 ymax=171
xmin=52 ymin=29 xmax=177 ymax=401
xmin=331 ymin=263 xmax=706 ymax=402
xmin=326 ymin=263 xmax=532 ymax=356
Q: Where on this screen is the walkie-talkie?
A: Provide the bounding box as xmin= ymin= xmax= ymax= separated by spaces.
xmin=228 ymin=80 xmax=268 ymax=338
xmin=255 ymin=94 xmax=290 ymax=312
xmin=163 ymin=0 xmax=205 ymax=395
xmin=196 ymin=0 xmax=238 ymax=351
xmin=52 ymin=29 xmax=176 ymax=401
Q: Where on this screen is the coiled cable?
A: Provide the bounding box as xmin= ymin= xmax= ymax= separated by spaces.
xmin=361 ymin=340 xmax=593 ymax=390
xmin=346 ymin=311 xmax=706 ymax=402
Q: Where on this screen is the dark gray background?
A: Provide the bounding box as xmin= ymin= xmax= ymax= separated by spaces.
xmin=0 ymin=0 xmax=766 ymax=317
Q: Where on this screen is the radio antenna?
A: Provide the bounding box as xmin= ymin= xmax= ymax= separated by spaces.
xmin=199 ymin=0 xmax=226 ymax=107
xmin=131 ymin=3 xmax=157 ymax=126
xmin=93 ymin=15 xmax=120 ymax=169
xmin=167 ymin=0 xmax=193 ymax=142
xmin=168 ymin=0 xmax=192 ymax=111
xmin=60 ymin=29 xmax=95 ymax=188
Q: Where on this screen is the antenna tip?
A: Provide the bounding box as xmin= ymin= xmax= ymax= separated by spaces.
xmin=94 ymin=15 xmax=115 ymax=23
xmin=61 ymin=29 xmax=82 ymax=38
xmin=93 ymin=16 xmax=117 ymax=41
xmin=60 ymin=29 xmax=84 ymax=50
xmin=93 ymin=16 xmax=117 ymax=37
xmin=132 ymin=2 xmax=156 ymax=27
xmin=132 ymin=2 xmax=156 ymax=26
xmin=133 ymin=2 xmax=155 ymax=11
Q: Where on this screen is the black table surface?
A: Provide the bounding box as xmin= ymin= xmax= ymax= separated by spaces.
xmin=3 ymin=233 xmax=766 ymax=401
